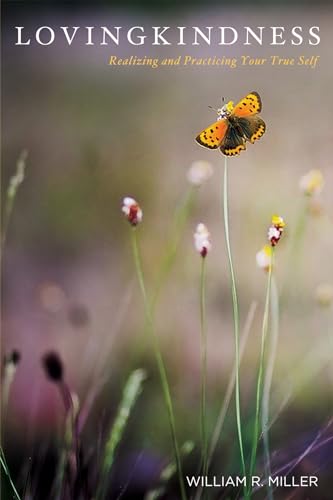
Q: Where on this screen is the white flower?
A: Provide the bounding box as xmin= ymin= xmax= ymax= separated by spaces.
xmin=187 ymin=161 xmax=213 ymax=186
xmin=122 ymin=197 xmax=143 ymax=226
xmin=256 ymin=245 xmax=273 ymax=272
xmin=267 ymin=226 xmax=280 ymax=244
xmin=267 ymin=214 xmax=286 ymax=246
xmin=194 ymin=223 xmax=211 ymax=257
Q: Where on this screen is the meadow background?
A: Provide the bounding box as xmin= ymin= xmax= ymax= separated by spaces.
xmin=2 ymin=3 xmax=333 ymax=499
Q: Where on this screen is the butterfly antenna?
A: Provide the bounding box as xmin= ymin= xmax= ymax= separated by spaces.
xmin=208 ymin=105 xmax=218 ymax=112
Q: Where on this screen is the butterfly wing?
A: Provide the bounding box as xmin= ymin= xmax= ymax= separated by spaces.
xmin=196 ymin=119 xmax=228 ymax=149
xmin=196 ymin=91 xmax=264 ymax=155
xmin=235 ymin=116 xmax=266 ymax=144
xmin=220 ymin=127 xmax=246 ymax=157
xmin=233 ymin=91 xmax=262 ymax=117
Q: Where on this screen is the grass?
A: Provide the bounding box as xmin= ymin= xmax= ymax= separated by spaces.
xmin=96 ymin=369 xmax=146 ymax=499
xmin=261 ymin=276 xmax=279 ymax=500
xmin=0 ymin=447 xmax=21 ymax=500
xmin=130 ymin=227 xmax=187 ymax=500
xmin=1 ymin=150 xmax=27 ymax=261
xmin=249 ymin=248 xmax=274 ymax=484
xmin=199 ymin=256 xmax=208 ymax=479
xmin=2 ymin=127 xmax=331 ymax=500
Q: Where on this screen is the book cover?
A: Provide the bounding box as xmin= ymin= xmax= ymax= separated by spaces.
xmin=2 ymin=1 xmax=332 ymax=499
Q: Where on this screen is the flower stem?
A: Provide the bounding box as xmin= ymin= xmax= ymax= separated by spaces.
xmin=249 ymin=249 xmax=274 ymax=485
xmin=208 ymin=302 xmax=257 ymax=465
xmin=131 ymin=229 xmax=187 ymax=500
xmin=199 ymin=257 xmax=208 ymax=478
xmin=194 ymin=302 xmax=257 ymax=500
xmin=222 ymin=158 xmax=246 ymax=483
xmin=0 ymin=447 xmax=21 ymax=500
xmin=152 ymin=187 xmax=196 ymax=310
xmin=280 ymin=198 xmax=307 ymax=308
xmin=261 ymin=276 xmax=279 ymax=500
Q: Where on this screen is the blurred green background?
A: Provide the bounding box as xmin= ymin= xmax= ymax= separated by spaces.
xmin=2 ymin=3 xmax=333 ymax=498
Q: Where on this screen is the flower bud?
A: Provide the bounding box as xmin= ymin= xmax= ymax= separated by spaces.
xmin=299 ymin=170 xmax=324 ymax=196
xmin=268 ymin=215 xmax=285 ymax=246
xmin=256 ymin=245 xmax=273 ymax=272
xmin=194 ymin=223 xmax=212 ymax=258
xmin=42 ymin=352 xmax=63 ymax=382
xmin=187 ymin=161 xmax=213 ymax=186
xmin=122 ymin=197 xmax=143 ymax=226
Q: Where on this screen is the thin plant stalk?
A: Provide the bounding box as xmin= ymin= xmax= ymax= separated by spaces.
xmin=1 ymin=150 xmax=28 ymax=254
xmin=145 ymin=441 xmax=195 ymax=500
xmin=249 ymin=249 xmax=275 ymax=483
xmin=131 ymin=229 xmax=187 ymax=500
xmin=151 ymin=186 xmax=196 ymax=310
xmin=96 ymin=369 xmax=146 ymax=500
xmin=266 ymin=330 xmax=333 ymax=436
xmin=194 ymin=302 xmax=257 ymax=500
xmin=280 ymin=198 xmax=307 ymax=308
xmin=199 ymin=257 xmax=208 ymax=477
xmin=52 ymin=384 xmax=78 ymax=500
xmin=261 ymin=276 xmax=279 ymax=500
xmin=136 ymin=187 xmax=196 ymax=362
xmin=207 ymin=302 xmax=257 ymax=468
xmin=222 ymin=158 xmax=246 ymax=481
xmin=0 ymin=447 xmax=21 ymax=500
xmin=251 ymin=417 xmax=333 ymax=497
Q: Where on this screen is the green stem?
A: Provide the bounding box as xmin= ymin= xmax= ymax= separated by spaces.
xmin=0 ymin=447 xmax=21 ymax=500
xmin=199 ymin=257 xmax=208 ymax=477
xmin=280 ymin=197 xmax=307 ymax=308
xmin=96 ymin=370 xmax=146 ymax=500
xmin=135 ymin=187 xmax=196 ymax=363
xmin=131 ymin=229 xmax=187 ymax=500
xmin=152 ymin=187 xmax=196 ymax=310
xmin=1 ymin=150 xmax=28 ymax=254
xmin=222 ymin=159 xmax=246 ymax=482
xmin=208 ymin=302 xmax=257 ymax=467
xmin=194 ymin=302 xmax=257 ymax=500
xmin=249 ymin=249 xmax=274 ymax=484
xmin=261 ymin=276 xmax=279 ymax=500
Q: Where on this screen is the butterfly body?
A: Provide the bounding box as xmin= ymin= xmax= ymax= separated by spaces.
xmin=196 ymin=91 xmax=266 ymax=156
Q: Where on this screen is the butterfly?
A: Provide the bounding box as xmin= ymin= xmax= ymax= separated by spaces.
xmin=196 ymin=91 xmax=266 ymax=156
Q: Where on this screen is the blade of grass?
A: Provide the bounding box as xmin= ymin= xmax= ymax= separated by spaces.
xmin=134 ymin=188 xmax=196 ymax=366
xmin=280 ymin=197 xmax=307 ymax=309
xmin=152 ymin=187 xmax=196 ymax=308
xmin=249 ymin=249 xmax=274 ymax=486
xmin=267 ymin=326 xmax=333 ymax=434
xmin=194 ymin=301 xmax=257 ymax=500
xmin=261 ymin=276 xmax=279 ymax=500
xmin=96 ymin=369 xmax=146 ymax=500
xmin=251 ymin=417 xmax=333 ymax=496
xmin=1 ymin=150 xmax=28 ymax=254
xmin=0 ymin=447 xmax=21 ymax=500
xmin=145 ymin=441 xmax=195 ymax=500
xmin=208 ymin=301 xmax=257 ymax=467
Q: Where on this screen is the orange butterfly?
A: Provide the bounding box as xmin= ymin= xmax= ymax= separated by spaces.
xmin=196 ymin=91 xmax=266 ymax=156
